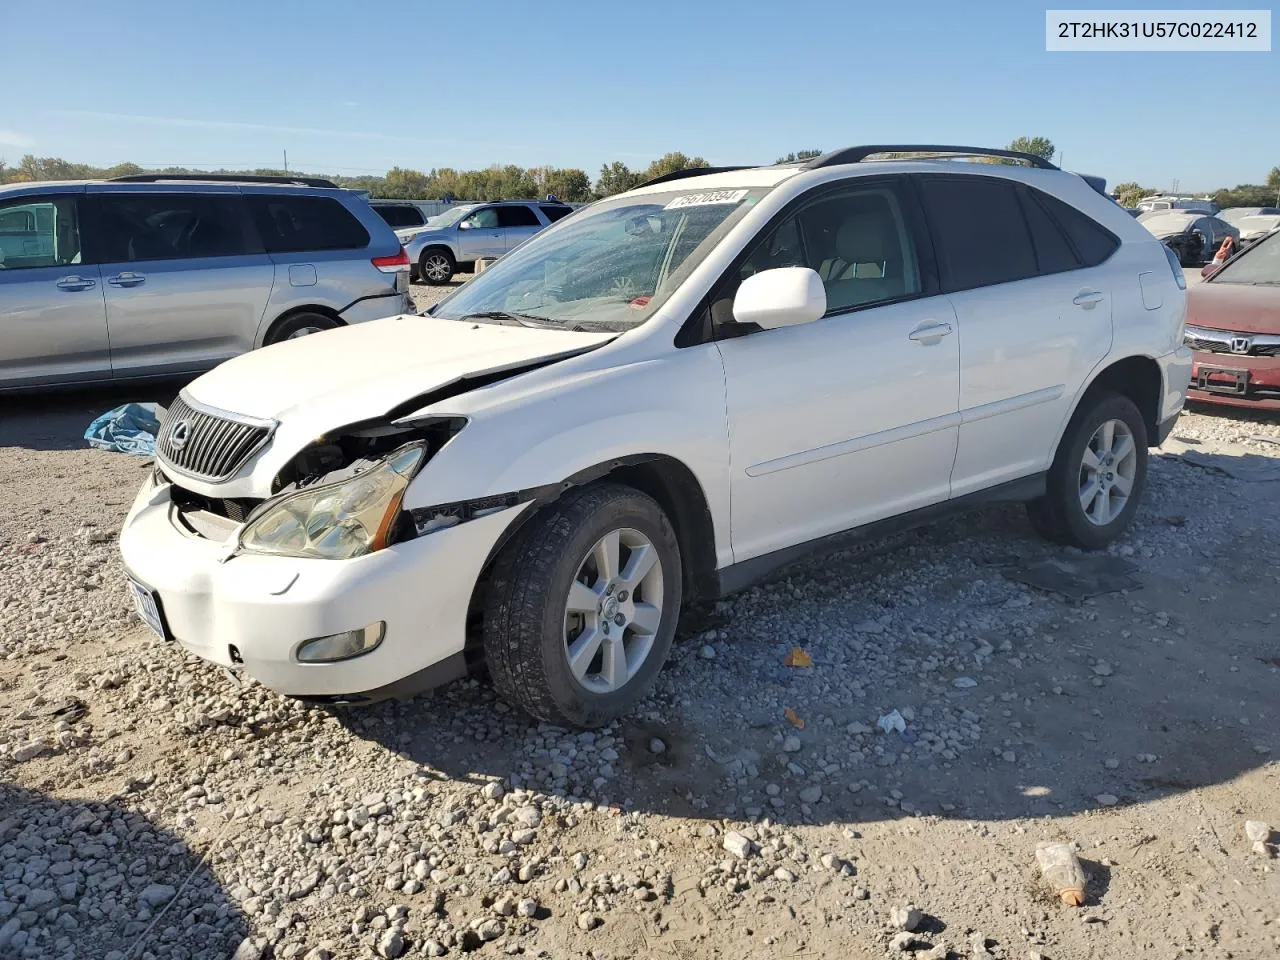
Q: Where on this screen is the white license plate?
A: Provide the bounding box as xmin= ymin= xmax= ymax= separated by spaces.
xmin=128 ymin=579 xmax=168 ymax=640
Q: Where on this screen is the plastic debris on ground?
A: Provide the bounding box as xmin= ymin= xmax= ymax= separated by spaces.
xmin=877 ymin=709 xmax=907 ymax=734
xmin=1003 ymin=555 xmax=1141 ymax=601
xmin=784 ymin=707 xmax=805 ymax=729
xmin=84 ymin=402 xmax=166 ymax=456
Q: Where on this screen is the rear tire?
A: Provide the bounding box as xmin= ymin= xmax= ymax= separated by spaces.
xmin=482 ymin=483 xmax=682 ymax=728
xmin=419 ymin=248 xmax=455 ymax=285
xmin=1026 ymin=391 xmax=1148 ymax=550
xmin=264 ymin=311 xmax=339 ymax=345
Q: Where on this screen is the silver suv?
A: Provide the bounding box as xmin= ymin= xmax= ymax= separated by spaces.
xmin=0 ymin=174 xmax=411 ymax=390
xmin=402 ymin=200 xmax=573 ymax=284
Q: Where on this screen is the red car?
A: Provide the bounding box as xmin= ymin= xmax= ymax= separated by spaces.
xmin=1184 ymin=230 xmax=1280 ymax=410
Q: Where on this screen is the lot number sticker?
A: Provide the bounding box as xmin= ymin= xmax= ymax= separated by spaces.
xmin=664 ymin=189 xmax=749 ymax=210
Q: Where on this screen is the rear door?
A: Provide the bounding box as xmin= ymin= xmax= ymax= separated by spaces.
xmin=85 ymin=187 xmax=273 ymax=377
xmin=916 ymin=174 xmax=1115 ymax=496
xmin=0 ymin=189 xmax=110 ymax=387
xmin=497 ymin=204 xmax=544 ymax=251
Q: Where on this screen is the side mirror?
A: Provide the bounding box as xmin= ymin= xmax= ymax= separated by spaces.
xmin=732 ymin=267 xmax=827 ymax=329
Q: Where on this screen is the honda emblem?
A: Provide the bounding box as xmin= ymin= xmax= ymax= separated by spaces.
xmin=1230 ymin=336 xmax=1252 ymax=354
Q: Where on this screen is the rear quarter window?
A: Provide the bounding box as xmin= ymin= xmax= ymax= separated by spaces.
xmin=540 ymin=205 xmax=573 ymax=222
xmin=246 ymin=194 xmax=371 ymax=253
xmin=1033 ymin=191 xmax=1120 ymax=267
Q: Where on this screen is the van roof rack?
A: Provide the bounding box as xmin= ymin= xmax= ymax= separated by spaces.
xmin=636 ymin=166 xmax=753 ymax=189
xmin=109 ymin=173 xmax=339 ymax=188
xmin=803 ymin=145 xmax=1059 ymax=171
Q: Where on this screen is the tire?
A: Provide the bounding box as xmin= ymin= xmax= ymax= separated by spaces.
xmin=264 ymin=311 xmax=339 ymax=345
xmin=482 ymin=483 xmax=683 ymax=728
xmin=419 ymin=247 xmax=455 ymax=285
xmin=1026 ymin=391 xmax=1148 ymax=550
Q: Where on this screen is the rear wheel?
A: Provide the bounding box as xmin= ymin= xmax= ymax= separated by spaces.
xmin=264 ymin=311 xmax=339 ymax=345
xmin=419 ymin=248 xmax=455 ymax=285
xmin=482 ymin=484 xmax=682 ymax=728
xmin=1026 ymin=392 xmax=1148 ymax=549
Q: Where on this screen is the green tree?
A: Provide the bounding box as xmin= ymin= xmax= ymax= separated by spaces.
xmin=1007 ymin=136 xmax=1056 ymax=163
xmin=776 ymin=149 xmax=823 ymax=163
xmin=638 ymin=152 xmax=709 ymax=181
xmin=595 ymin=161 xmax=639 ymax=197
xmin=1112 ymin=181 xmax=1154 ymax=208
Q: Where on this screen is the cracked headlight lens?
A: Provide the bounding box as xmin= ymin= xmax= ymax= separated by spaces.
xmin=239 ymin=445 xmax=425 ymax=560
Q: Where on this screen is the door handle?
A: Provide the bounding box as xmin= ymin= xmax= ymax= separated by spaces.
xmin=56 ymin=275 xmax=96 ymax=291
xmin=107 ymin=272 xmax=146 ymax=287
xmin=908 ymin=321 xmax=953 ymax=344
xmin=1072 ymin=290 xmax=1105 ymax=308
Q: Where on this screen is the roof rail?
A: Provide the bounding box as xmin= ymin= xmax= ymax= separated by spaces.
xmin=636 ymin=166 xmax=753 ymax=189
xmin=803 ymin=145 xmax=1058 ymax=171
xmin=109 ymin=173 xmax=340 ymax=188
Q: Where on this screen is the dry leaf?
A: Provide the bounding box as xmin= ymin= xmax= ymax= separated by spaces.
xmin=783 ymin=647 xmax=813 ymax=668
xmin=784 ymin=707 xmax=805 ymax=729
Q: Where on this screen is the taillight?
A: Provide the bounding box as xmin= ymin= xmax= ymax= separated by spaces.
xmin=373 ymin=248 xmax=410 ymax=273
xmin=1162 ymin=244 xmax=1187 ymax=290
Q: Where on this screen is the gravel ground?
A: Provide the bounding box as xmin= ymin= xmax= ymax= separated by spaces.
xmin=1 ymin=301 xmax=1277 ymax=959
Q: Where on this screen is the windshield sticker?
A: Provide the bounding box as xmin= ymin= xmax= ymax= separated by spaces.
xmin=664 ymin=189 xmax=749 ymax=210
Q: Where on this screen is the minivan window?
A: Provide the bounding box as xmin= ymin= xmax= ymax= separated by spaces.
xmin=375 ymin=205 xmax=425 ymax=228
xmin=246 ymin=195 xmax=370 ymax=253
xmin=91 ymin=193 xmax=257 ymax=262
xmin=0 ymin=194 xmax=81 ymax=268
xmin=496 ymin=205 xmax=541 ymax=228
xmin=540 ymin=205 xmax=573 ymax=222
xmin=921 ymin=177 xmax=1037 ymax=291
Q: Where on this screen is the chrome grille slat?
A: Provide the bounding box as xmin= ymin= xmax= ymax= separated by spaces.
xmin=155 ymin=393 xmax=275 ymax=482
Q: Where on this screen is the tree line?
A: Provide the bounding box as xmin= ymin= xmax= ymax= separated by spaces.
xmin=3 ymin=140 xmax=1276 ymax=209
xmin=0 ymin=152 xmax=715 ymax=202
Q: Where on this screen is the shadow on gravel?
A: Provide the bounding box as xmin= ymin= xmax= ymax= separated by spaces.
xmin=0 ymin=782 xmax=249 ymax=960
xmin=335 ymin=474 xmax=1280 ymax=831
xmin=0 ymin=382 xmax=184 ymax=453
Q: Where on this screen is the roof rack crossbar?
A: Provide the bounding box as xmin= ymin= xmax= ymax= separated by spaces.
xmin=635 ymin=166 xmax=753 ymax=189
xmin=803 ymin=145 xmax=1058 ymax=171
xmin=109 ymin=173 xmax=339 ymax=188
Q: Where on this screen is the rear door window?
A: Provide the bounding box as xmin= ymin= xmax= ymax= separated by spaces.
xmin=496 ymin=205 xmax=541 ymax=228
xmin=0 ymin=194 xmax=82 ymax=269
xmin=246 ymin=194 xmax=370 ymax=253
xmin=919 ymin=176 xmax=1037 ymax=291
xmin=89 ymin=193 xmax=258 ymax=262
xmin=1031 ymin=191 xmax=1120 ymax=266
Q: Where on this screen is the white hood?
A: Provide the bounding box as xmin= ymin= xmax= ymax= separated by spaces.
xmin=179 ymin=314 xmax=612 ymax=496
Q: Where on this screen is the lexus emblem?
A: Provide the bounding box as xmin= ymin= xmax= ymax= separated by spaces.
xmin=1230 ymin=336 xmax=1252 ymax=354
xmin=169 ymin=420 xmax=191 ymax=450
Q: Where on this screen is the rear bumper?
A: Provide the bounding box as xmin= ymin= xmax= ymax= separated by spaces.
xmin=1189 ymin=350 xmax=1280 ymax=410
xmin=339 ymin=291 xmax=412 ymax=325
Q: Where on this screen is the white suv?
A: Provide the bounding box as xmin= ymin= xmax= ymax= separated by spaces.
xmin=119 ymin=145 xmax=1192 ymax=728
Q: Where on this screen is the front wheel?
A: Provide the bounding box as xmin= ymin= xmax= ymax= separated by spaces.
xmin=482 ymin=484 xmax=682 ymax=728
xmin=419 ymin=248 xmax=455 ymax=285
xmin=1026 ymin=392 xmax=1148 ymax=550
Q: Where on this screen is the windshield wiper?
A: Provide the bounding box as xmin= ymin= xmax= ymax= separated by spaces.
xmin=461 ymin=310 xmax=563 ymax=328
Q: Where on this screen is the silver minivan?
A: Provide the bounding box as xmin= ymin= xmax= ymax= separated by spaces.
xmin=0 ymin=174 xmax=411 ymax=390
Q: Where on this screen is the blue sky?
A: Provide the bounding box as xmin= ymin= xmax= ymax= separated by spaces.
xmin=3 ymin=0 xmax=1276 ymax=191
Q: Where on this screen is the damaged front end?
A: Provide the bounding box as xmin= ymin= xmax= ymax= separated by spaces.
xmin=163 ymin=415 xmax=468 ymax=553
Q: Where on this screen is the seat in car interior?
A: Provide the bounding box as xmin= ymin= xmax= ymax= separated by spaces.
xmin=821 ymin=213 xmax=905 ymax=311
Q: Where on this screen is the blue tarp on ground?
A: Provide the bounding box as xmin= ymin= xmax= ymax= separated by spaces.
xmin=84 ymin=402 xmax=165 ymax=456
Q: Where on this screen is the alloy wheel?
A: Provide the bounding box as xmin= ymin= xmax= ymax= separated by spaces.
xmin=1078 ymin=418 xmax=1137 ymax=526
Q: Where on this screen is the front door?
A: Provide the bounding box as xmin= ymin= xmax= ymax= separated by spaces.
xmin=456 ymin=207 xmax=506 ymax=261
xmin=85 ymin=188 xmax=274 ymax=378
xmin=713 ymin=178 xmax=960 ymax=561
xmin=0 ymin=191 xmax=111 ymax=388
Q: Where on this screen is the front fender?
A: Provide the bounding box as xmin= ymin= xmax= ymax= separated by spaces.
xmin=402 ymin=345 xmax=734 ymax=569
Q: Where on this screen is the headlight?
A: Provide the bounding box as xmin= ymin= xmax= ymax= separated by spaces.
xmin=238 ymin=445 xmax=425 ymax=560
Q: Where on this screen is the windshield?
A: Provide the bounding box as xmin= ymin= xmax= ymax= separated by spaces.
xmin=424 ymin=204 xmax=478 ymax=229
xmin=430 ymin=186 xmax=773 ymax=331
xmin=1212 ymin=231 xmax=1280 ymax=284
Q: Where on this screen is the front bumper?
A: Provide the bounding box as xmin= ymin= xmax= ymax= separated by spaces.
xmin=1189 ymin=350 xmax=1280 ymax=410
xmin=119 ymin=479 xmax=525 ymax=699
